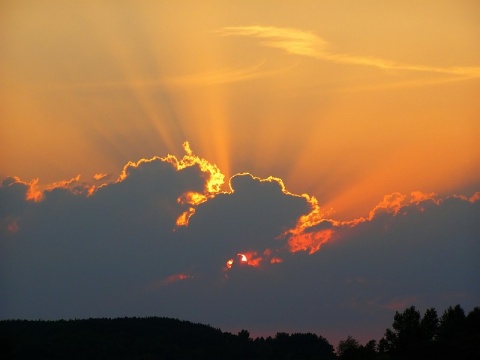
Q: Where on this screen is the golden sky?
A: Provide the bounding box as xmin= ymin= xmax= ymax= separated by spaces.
xmin=2 ymin=1 xmax=480 ymax=344
xmin=1 ymin=0 xmax=479 ymax=219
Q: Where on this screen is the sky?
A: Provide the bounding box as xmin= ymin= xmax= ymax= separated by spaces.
xmin=1 ymin=0 xmax=479 ymax=344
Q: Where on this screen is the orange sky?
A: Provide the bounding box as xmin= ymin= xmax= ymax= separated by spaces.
xmin=1 ymin=0 xmax=479 ymax=220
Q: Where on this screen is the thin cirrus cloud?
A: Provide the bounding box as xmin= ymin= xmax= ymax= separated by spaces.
xmin=42 ymin=60 xmax=298 ymax=92
xmin=1 ymin=144 xmax=479 ymax=342
xmin=163 ymin=60 xmax=299 ymax=88
xmin=220 ymin=25 xmax=480 ymax=78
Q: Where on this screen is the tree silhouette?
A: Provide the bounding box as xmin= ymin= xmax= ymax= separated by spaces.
xmin=378 ymin=305 xmax=442 ymax=359
xmin=336 ymin=336 xmax=380 ymax=360
xmin=419 ymin=307 xmax=439 ymax=357
xmin=1 ymin=305 xmax=479 ymax=359
xmin=337 ymin=335 xmax=360 ymax=360
xmin=269 ymin=332 xmax=335 ymax=360
xmin=420 ymin=307 xmax=438 ymax=340
xmin=380 ymin=305 xmax=421 ymax=358
xmin=377 ymin=305 xmax=480 ymax=360
xmin=465 ymin=307 xmax=480 ymax=359
xmin=438 ymin=305 xmax=480 ymax=359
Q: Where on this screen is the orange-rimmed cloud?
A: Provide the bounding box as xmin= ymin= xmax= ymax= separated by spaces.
xmin=93 ymin=173 xmax=109 ymax=181
xmin=181 ymin=171 xmax=315 ymax=269
xmin=225 ymin=248 xmax=284 ymax=271
xmin=25 ymin=178 xmax=42 ymax=202
xmin=175 ymin=207 xmax=196 ymax=227
xmin=0 ymin=175 xmax=98 ymax=205
xmin=453 ymin=192 xmax=480 ymax=204
xmin=116 ymin=141 xmax=224 ymax=194
xmin=288 ymin=228 xmax=334 ymax=255
xmin=0 ymin=177 xmax=43 ymax=203
xmin=283 ymin=189 xmax=480 ymax=255
xmin=224 ymin=252 xmax=262 ymax=271
xmin=282 ymin=194 xmax=336 ymax=254
xmin=239 ymin=252 xmax=262 ymax=267
xmin=2 ymin=148 xmax=478 ymax=264
xmin=143 ymin=273 xmax=193 ymax=293
xmin=49 ymin=175 xmax=81 ymax=189
xmin=410 ymin=191 xmax=438 ymax=205
xmin=1 ymin=148 xmax=479 ymax=340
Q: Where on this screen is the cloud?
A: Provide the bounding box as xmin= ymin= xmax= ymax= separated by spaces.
xmin=179 ymin=173 xmax=313 ymax=271
xmin=93 ymin=173 xmax=109 ymax=181
xmin=0 ymin=178 xmax=31 ymax=236
xmin=220 ymin=25 xmax=480 ymax=78
xmin=0 ymin=145 xmax=315 ymax=317
xmin=1 ymin=147 xmax=479 ymax=343
xmin=220 ymin=26 xmax=328 ymax=58
xmin=163 ymin=60 xmax=299 ymax=87
xmin=43 ymin=60 xmax=298 ymax=91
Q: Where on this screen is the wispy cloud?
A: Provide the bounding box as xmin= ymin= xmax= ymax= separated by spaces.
xmin=163 ymin=61 xmax=298 ymax=87
xmin=220 ymin=25 xmax=328 ymax=58
xmin=220 ymin=25 xmax=480 ymax=78
xmin=41 ymin=61 xmax=297 ymax=92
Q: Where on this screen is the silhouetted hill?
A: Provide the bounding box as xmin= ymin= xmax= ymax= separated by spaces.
xmin=0 ymin=316 xmax=335 ymax=360
xmin=2 ymin=305 xmax=478 ymax=360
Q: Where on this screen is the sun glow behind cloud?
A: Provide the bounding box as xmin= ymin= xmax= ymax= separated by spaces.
xmin=2 ymin=2 xmax=479 ymax=222
xmin=5 ymin=143 xmax=477 ymax=262
xmin=2 ymin=0 xmax=480 ymax=345
xmin=1 ymin=144 xmax=479 ymax=343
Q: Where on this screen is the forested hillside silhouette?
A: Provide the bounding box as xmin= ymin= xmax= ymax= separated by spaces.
xmin=1 ymin=304 xmax=478 ymax=359
xmin=337 ymin=305 xmax=480 ymax=360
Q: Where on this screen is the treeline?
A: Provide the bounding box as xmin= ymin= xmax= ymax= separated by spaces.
xmin=337 ymin=305 xmax=480 ymax=360
xmin=0 ymin=304 xmax=479 ymax=359
xmin=0 ymin=317 xmax=335 ymax=360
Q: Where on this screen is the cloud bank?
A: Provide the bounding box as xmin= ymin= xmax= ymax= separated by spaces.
xmin=1 ymin=144 xmax=479 ymax=342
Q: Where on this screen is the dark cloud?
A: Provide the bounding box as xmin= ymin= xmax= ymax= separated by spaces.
xmin=0 ymin=156 xmax=212 ymax=318
xmin=180 ymin=173 xmax=312 ymax=270
xmin=0 ymin=178 xmax=29 ymax=218
xmin=1 ymin=154 xmax=479 ymax=344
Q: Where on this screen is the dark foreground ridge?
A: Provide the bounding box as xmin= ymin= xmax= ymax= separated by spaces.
xmin=1 ymin=304 xmax=479 ymax=360
xmin=0 ymin=317 xmax=335 ymax=360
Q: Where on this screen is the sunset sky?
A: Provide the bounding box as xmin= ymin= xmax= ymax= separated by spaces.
xmin=1 ymin=0 xmax=479 ymax=344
